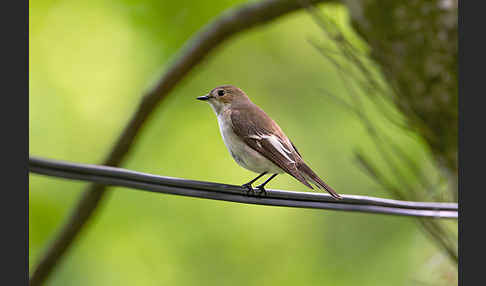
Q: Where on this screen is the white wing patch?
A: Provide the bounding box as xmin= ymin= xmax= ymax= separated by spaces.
xmin=261 ymin=135 xmax=295 ymax=163
xmin=247 ymin=132 xmax=295 ymax=163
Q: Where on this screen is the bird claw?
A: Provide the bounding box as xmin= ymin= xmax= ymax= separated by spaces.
xmin=255 ymin=185 xmax=267 ymax=197
xmin=242 ymin=183 xmax=255 ymax=196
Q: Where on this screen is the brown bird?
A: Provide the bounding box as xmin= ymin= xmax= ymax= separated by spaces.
xmin=197 ymin=85 xmax=341 ymax=199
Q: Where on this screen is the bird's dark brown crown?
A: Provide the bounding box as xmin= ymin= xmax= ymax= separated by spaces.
xmin=209 ymin=85 xmax=249 ymax=103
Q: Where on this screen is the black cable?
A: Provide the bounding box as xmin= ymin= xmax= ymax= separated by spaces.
xmin=29 ymin=156 xmax=458 ymax=218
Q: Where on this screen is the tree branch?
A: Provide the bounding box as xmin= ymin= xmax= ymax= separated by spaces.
xmin=29 ymin=0 xmax=333 ymax=285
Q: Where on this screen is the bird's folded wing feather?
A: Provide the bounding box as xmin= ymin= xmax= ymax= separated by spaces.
xmin=230 ymin=107 xmax=313 ymax=189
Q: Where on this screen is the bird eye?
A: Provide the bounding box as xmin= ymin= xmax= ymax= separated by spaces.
xmin=218 ymin=90 xmax=225 ymax=96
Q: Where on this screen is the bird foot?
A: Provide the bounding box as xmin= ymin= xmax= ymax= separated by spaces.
xmin=255 ymin=185 xmax=267 ymax=197
xmin=242 ymin=183 xmax=255 ymax=196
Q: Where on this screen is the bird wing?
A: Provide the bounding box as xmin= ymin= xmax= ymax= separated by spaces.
xmin=230 ymin=106 xmax=314 ymax=190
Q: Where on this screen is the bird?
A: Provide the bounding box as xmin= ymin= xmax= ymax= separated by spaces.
xmin=197 ymin=85 xmax=341 ymax=199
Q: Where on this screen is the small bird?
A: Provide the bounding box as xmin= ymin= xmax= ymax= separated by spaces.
xmin=197 ymin=85 xmax=341 ymax=199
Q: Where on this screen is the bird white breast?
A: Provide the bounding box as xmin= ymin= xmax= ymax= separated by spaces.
xmin=216 ymin=111 xmax=284 ymax=174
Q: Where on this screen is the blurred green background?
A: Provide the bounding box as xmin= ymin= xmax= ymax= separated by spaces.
xmin=29 ymin=0 xmax=454 ymax=285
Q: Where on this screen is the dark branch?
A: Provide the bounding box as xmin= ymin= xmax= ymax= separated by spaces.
xmin=29 ymin=156 xmax=458 ymax=219
xmin=28 ymin=1 xmax=334 ymax=285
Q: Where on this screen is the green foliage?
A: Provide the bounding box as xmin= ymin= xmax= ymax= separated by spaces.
xmin=346 ymin=0 xmax=458 ymax=177
xmin=30 ymin=1 xmax=444 ymax=285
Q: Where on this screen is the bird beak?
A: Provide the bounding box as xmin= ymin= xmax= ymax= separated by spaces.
xmin=197 ymin=94 xmax=210 ymax=101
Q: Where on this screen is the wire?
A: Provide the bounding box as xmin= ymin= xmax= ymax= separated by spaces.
xmin=29 ymin=156 xmax=458 ymax=219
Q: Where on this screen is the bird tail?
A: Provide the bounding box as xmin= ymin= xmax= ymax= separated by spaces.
xmin=297 ymin=162 xmax=341 ymax=199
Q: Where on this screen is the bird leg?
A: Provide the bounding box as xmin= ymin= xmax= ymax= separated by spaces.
xmin=255 ymin=174 xmax=278 ymax=196
xmin=242 ymin=172 xmax=267 ymax=196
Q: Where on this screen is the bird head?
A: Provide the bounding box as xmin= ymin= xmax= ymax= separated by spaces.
xmin=197 ymin=85 xmax=249 ymax=114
